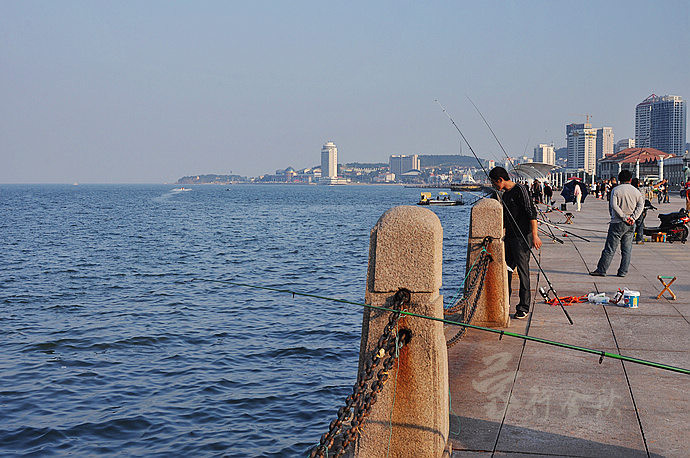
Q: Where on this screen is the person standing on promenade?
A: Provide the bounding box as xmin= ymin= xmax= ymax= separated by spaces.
xmin=574 ymin=181 xmax=582 ymax=211
xmin=590 ymin=170 xmax=644 ymax=277
xmin=685 ymin=180 xmax=690 ymax=212
xmin=543 ymin=182 xmax=553 ymax=206
xmin=489 ymin=167 xmax=542 ymax=319
xmin=607 ymin=177 xmax=617 ymax=201
xmin=631 ymin=177 xmax=648 ymax=244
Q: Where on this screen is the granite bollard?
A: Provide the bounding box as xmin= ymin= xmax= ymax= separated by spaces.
xmin=350 ymin=205 xmax=450 ymax=457
xmin=464 ymin=198 xmax=510 ymax=327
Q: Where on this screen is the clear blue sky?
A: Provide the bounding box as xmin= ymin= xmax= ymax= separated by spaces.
xmin=2 ymin=0 xmax=688 ymax=183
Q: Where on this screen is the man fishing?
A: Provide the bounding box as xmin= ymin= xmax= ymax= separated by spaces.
xmin=489 ymin=167 xmax=542 ymax=320
xmin=590 ymin=170 xmax=644 ymax=277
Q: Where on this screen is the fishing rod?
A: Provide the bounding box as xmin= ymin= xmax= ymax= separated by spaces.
xmin=538 ymin=226 xmax=564 ymax=244
xmin=464 ymin=96 xmax=588 ymax=324
xmin=192 ymin=277 xmax=690 ymax=376
xmin=465 ymin=97 xmax=600 ymax=314
xmin=436 ymin=99 xmax=573 ymax=325
xmin=534 ymin=202 xmax=562 ymax=244
xmin=538 ymin=219 xmax=591 ymax=242
xmin=538 ymin=209 xmax=593 ymax=272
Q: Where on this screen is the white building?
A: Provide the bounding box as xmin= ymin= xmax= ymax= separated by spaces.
xmin=533 ymin=144 xmax=555 ymax=165
xmin=389 ymin=154 xmax=420 ymax=177
xmin=319 ymin=141 xmax=347 ymax=185
xmin=566 ymin=123 xmax=597 ymax=174
xmin=596 ymin=127 xmax=614 ymax=160
xmin=615 ymin=138 xmax=635 ymax=153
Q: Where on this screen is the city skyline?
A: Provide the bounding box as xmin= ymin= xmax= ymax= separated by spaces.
xmin=2 ymin=1 xmax=688 ymax=183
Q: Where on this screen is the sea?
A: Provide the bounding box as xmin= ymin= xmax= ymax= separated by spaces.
xmin=0 ymin=184 xmax=473 ymax=457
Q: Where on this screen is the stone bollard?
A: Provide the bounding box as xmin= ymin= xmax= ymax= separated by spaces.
xmin=351 ymin=205 xmax=449 ymax=457
xmin=465 ymin=198 xmax=510 ymax=327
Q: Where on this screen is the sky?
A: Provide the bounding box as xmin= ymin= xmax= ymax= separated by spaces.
xmin=1 ymin=1 xmax=688 ymax=183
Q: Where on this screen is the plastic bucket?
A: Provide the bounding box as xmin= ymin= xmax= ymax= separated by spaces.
xmin=622 ymin=290 xmax=640 ymax=308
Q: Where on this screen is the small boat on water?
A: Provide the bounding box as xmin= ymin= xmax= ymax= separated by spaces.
xmin=172 ymin=187 xmax=192 ymax=192
xmin=417 ymin=191 xmax=464 ymax=206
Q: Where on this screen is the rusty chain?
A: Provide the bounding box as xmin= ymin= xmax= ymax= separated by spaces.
xmin=444 ymin=236 xmax=494 ymax=348
xmin=310 ymin=288 xmax=412 ymax=458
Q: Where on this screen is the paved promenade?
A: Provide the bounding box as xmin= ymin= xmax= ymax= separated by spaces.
xmin=447 ymin=193 xmax=689 ymax=457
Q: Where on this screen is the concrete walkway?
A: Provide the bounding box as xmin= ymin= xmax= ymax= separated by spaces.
xmin=447 ymin=194 xmax=689 ymax=457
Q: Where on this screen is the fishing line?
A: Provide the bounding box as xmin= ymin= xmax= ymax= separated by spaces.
xmin=192 ymin=278 xmax=690 ymax=375
xmin=464 ymin=96 xmax=578 ymax=321
xmin=538 ymin=219 xmax=591 ymax=242
xmin=435 ymin=99 xmax=573 ymax=325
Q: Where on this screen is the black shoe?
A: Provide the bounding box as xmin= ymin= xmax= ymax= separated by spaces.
xmin=616 ymin=273 xmax=627 ymax=277
xmin=513 ymin=310 xmax=529 ymax=320
xmin=589 ymin=271 xmax=605 ymax=277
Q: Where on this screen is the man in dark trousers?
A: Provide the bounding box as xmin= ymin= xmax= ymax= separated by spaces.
xmin=489 ymin=167 xmax=542 ymax=319
xmin=590 ymin=170 xmax=644 ymax=277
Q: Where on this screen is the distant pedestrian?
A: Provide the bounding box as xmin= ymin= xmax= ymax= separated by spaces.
xmin=631 ymin=178 xmax=647 ymax=244
xmin=607 ymin=177 xmax=617 ymax=201
xmin=489 ymin=167 xmax=541 ymax=320
xmin=685 ymin=180 xmax=690 ymax=212
xmin=663 ymin=180 xmax=670 ymax=203
xmin=574 ymin=182 xmax=582 ymax=211
xmin=590 ymin=170 xmax=644 ymax=277
xmin=531 ymin=180 xmax=543 ymax=204
xmin=543 ymin=182 xmax=553 ymax=206
xmin=656 ymin=180 xmax=665 ymax=204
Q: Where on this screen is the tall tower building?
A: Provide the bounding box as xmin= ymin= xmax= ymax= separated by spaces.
xmin=566 ymin=123 xmax=597 ymax=173
xmin=320 ymin=141 xmax=338 ymax=180
xmin=635 ymin=94 xmax=687 ymax=156
xmin=596 ymin=127 xmax=614 ymax=160
xmin=533 ymin=144 xmax=555 ymax=165
xmin=635 ymin=95 xmax=655 ymax=148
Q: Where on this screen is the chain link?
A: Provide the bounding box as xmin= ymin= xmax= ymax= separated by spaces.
xmin=311 ymin=238 xmax=495 ymax=455
xmin=445 ymin=237 xmax=494 ymax=348
xmin=310 ymin=289 xmax=411 ymax=458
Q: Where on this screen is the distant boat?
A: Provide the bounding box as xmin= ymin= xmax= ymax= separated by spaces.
xmin=73 ymin=182 xmax=79 ymax=186
xmin=417 ymin=191 xmax=464 ymax=206
xmin=172 ymin=187 xmax=192 ymax=192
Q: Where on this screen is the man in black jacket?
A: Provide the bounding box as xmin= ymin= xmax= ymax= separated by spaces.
xmin=489 ymin=167 xmax=542 ymax=319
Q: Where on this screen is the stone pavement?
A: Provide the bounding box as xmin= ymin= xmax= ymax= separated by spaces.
xmin=447 ymin=193 xmax=690 ymax=457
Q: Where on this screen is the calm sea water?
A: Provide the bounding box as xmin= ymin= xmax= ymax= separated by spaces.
xmin=0 ymin=184 xmax=471 ymax=457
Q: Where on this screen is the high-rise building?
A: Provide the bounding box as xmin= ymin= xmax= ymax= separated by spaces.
xmin=566 ymin=123 xmax=615 ymax=173
xmin=566 ymin=123 xmax=597 ymax=173
xmin=596 ymin=127 xmax=614 ymax=160
xmin=319 ymin=141 xmax=347 ymax=184
xmin=615 ymin=138 xmax=635 ymax=153
xmin=320 ymin=141 xmax=338 ymax=179
xmin=635 ymin=94 xmax=687 ymax=156
xmin=389 ymin=154 xmax=420 ymax=177
xmin=533 ymin=144 xmax=555 ymax=165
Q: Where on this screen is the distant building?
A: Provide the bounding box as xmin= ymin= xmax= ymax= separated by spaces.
xmin=596 ymin=127 xmax=614 ymax=161
xmin=615 ymin=138 xmax=635 ymax=153
xmin=319 ymin=141 xmax=348 ymax=185
xmin=597 ymin=147 xmax=674 ymax=182
xmin=566 ymin=123 xmax=597 ymax=174
xmin=566 ymin=122 xmax=614 ymax=174
xmin=635 ymin=94 xmax=687 ymax=156
xmin=533 ymin=144 xmax=555 ymax=165
xmin=321 ymin=141 xmax=337 ymax=179
xmin=389 ymin=154 xmax=420 ymax=177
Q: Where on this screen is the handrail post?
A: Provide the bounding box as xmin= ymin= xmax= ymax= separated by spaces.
xmin=465 ymin=198 xmax=510 ymax=327
xmin=351 ymin=205 xmax=450 ymax=457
